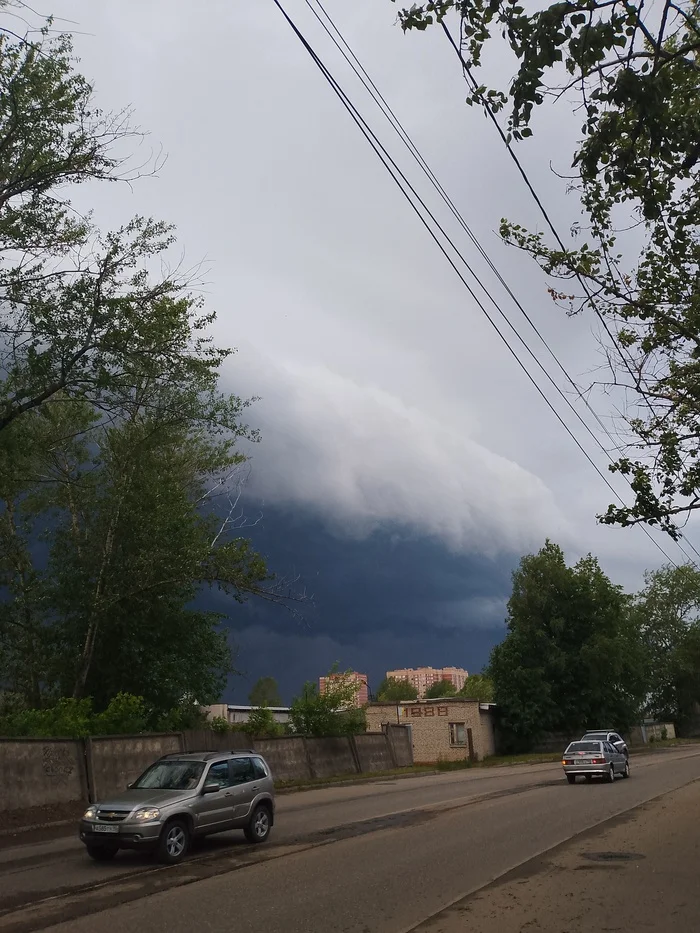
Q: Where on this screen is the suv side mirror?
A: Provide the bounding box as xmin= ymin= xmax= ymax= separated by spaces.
xmin=202 ymin=782 xmax=220 ymax=795
xmin=126 ymin=782 xmax=133 ymax=789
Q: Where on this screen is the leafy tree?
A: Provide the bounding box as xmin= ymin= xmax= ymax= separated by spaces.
xmin=396 ymin=0 xmax=700 ymax=534
xmin=0 ymin=21 xmax=302 ymax=714
xmin=489 ymin=541 xmax=646 ymax=748
xmin=249 ymin=677 xmax=283 ymax=708
xmin=635 ymin=564 xmax=700 ymax=729
xmin=424 ymin=679 xmax=457 ymax=698
xmin=375 ymin=676 xmax=418 ymax=701
xmin=458 ymin=674 xmax=494 ymax=702
xmin=290 ymin=668 xmax=366 ymax=736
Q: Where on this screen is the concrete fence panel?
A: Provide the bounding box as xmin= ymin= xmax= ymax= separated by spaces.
xmin=353 ymin=733 xmax=395 ymax=772
xmin=304 ymin=736 xmax=357 ymax=779
xmin=86 ymin=733 xmax=184 ymax=801
xmin=182 ymin=730 xmax=252 ymax=753
xmin=385 ymin=725 xmax=413 ymax=768
xmin=0 ymin=738 xmax=87 ymax=818
xmin=253 ymin=737 xmax=311 ymax=782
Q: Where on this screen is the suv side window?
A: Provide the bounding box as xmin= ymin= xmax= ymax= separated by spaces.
xmin=229 ymin=757 xmax=255 ymax=785
xmin=252 ymin=758 xmax=268 ymax=780
xmin=206 ymin=761 xmax=232 ymax=788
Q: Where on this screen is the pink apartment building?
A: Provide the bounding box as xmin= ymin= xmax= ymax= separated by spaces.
xmin=386 ymin=666 xmax=468 ymax=696
xmin=318 ymin=671 xmax=369 ymax=708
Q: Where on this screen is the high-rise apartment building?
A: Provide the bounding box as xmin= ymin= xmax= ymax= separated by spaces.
xmin=386 ymin=666 xmax=468 ymax=697
xmin=318 ymin=671 xmax=369 ymax=708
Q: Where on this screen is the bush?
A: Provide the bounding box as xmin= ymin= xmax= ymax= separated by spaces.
xmin=661 ymin=726 xmax=668 ymax=741
xmin=93 ymin=693 xmax=148 ymax=735
xmin=209 ymin=716 xmax=232 ymax=734
xmin=243 ymin=707 xmax=283 ymax=738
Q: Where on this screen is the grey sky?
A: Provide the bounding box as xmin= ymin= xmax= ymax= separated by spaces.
xmin=44 ymin=0 xmax=698 ymax=599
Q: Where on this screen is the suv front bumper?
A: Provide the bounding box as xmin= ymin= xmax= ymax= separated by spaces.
xmin=79 ymin=819 xmax=163 ymax=849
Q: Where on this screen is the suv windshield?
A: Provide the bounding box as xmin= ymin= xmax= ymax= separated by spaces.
xmin=566 ymin=741 xmax=602 ymax=753
xmin=132 ymin=760 xmax=205 ymax=790
xmin=582 ymin=733 xmax=607 ymax=740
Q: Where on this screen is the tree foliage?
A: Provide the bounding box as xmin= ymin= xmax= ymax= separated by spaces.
xmin=424 ymin=678 xmax=458 ymax=698
xmin=0 ymin=691 xmax=206 ymax=737
xmin=458 ymin=674 xmax=494 ymax=701
xmin=489 ymin=541 xmax=646 ymax=748
xmin=249 ymin=676 xmax=283 ymax=708
xmin=635 ymin=563 xmax=700 ymax=729
xmin=375 ymin=676 xmax=419 ymax=701
xmin=289 ymin=668 xmax=367 ymax=736
xmin=396 ymin=0 xmax=700 ymax=534
xmin=243 ymin=705 xmax=284 ymax=738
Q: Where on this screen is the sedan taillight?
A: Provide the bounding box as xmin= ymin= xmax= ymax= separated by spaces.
xmin=590 ymin=758 xmax=605 ymax=764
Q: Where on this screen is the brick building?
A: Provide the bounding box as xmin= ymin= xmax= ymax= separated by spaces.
xmin=319 ymin=671 xmax=369 ymax=708
xmin=366 ymin=698 xmax=496 ymax=763
xmin=385 ymin=666 xmax=468 ymax=697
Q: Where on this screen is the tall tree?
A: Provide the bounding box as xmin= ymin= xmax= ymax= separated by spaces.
xmin=396 ymin=0 xmax=700 ymax=534
xmin=635 ymin=564 xmax=700 ymax=729
xmin=376 ymin=676 xmax=419 ymax=702
xmin=0 ymin=21 xmax=295 ymax=712
xmin=249 ymin=677 xmax=283 ymax=708
xmin=489 ymin=541 xmax=646 ymax=748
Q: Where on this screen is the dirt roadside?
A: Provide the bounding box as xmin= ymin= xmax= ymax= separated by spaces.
xmin=412 ymin=775 xmax=700 ymax=932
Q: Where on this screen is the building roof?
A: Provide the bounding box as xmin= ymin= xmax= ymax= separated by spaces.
xmin=368 ymin=697 xmax=490 ymax=706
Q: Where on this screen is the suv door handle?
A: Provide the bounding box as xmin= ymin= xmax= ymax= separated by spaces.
xmin=251 ymin=785 xmax=259 ymax=791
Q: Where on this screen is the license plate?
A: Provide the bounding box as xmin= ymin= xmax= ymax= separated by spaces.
xmin=93 ymin=824 xmax=119 ymax=834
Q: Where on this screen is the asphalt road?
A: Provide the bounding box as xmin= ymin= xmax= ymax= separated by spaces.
xmin=2 ymin=747 xmax=700 ymax=933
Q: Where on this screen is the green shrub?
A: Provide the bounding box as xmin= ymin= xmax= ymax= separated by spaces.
xmin=209 ymin=716 xmax=231 ymax=734
xmin=243 ymin=707 xmax=283 ymax=738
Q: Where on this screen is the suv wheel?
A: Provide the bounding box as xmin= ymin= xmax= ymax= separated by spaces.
xmin=157 ymin=819 xmax=190 ymax=864
xmin=244 ymin=805 xmax=271 ymax=844
xmin=86 ymin=845 xmax=117 ymax=862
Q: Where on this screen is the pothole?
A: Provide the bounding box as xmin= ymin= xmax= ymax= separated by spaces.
xmin=581 ymin=851 xmax=645 ymax=862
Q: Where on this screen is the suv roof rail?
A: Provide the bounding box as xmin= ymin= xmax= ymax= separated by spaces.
xmin=231 ymin=748 xmax=256 ymax=755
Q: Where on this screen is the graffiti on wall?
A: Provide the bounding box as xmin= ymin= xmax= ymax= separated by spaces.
xmin=42 ymin=745 xmax=75 ymax=781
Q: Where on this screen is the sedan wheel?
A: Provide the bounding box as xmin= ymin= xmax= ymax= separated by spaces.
xmin=622 ymin=760 xmax=630 ymax=779
xmin=606 ymin=764 xmax=615 ymax=783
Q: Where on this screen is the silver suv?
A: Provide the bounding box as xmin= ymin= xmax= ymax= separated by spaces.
xmin=79 ymin=750 xmax=275 ymax=864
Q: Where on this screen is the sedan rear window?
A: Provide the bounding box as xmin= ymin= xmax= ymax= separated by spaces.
xmin=566 ymin=741 xmax=602 ymax=753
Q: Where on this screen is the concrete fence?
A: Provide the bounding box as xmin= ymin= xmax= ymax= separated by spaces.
xmin=0 ymin=726 xmax=412 ymax=829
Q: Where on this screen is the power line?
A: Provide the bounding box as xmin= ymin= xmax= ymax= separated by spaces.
xmin=270 ymin=0 xmax=684 ymax=569
xmin=302 ymin=0 xmax=700 ymax=570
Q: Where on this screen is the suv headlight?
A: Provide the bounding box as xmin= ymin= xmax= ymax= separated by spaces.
xmin=83 ymin=806 xmax=98 ymax=820
xmin=133 ymin=807 xmax=161 ymax=822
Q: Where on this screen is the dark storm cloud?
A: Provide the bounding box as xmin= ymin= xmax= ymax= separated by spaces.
xmin=201 ymin=503 xmax=515 ymax=703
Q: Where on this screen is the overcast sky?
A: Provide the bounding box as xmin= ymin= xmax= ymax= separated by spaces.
xmin=36 ymin=0 xmax=700 ymax=701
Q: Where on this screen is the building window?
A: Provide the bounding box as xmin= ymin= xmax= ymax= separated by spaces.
xmin=449 ymin=722 xmax=467 ymax=746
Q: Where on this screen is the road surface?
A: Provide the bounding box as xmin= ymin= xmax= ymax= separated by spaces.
xmin=1 ymin=747 xmax=699 ymax=933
